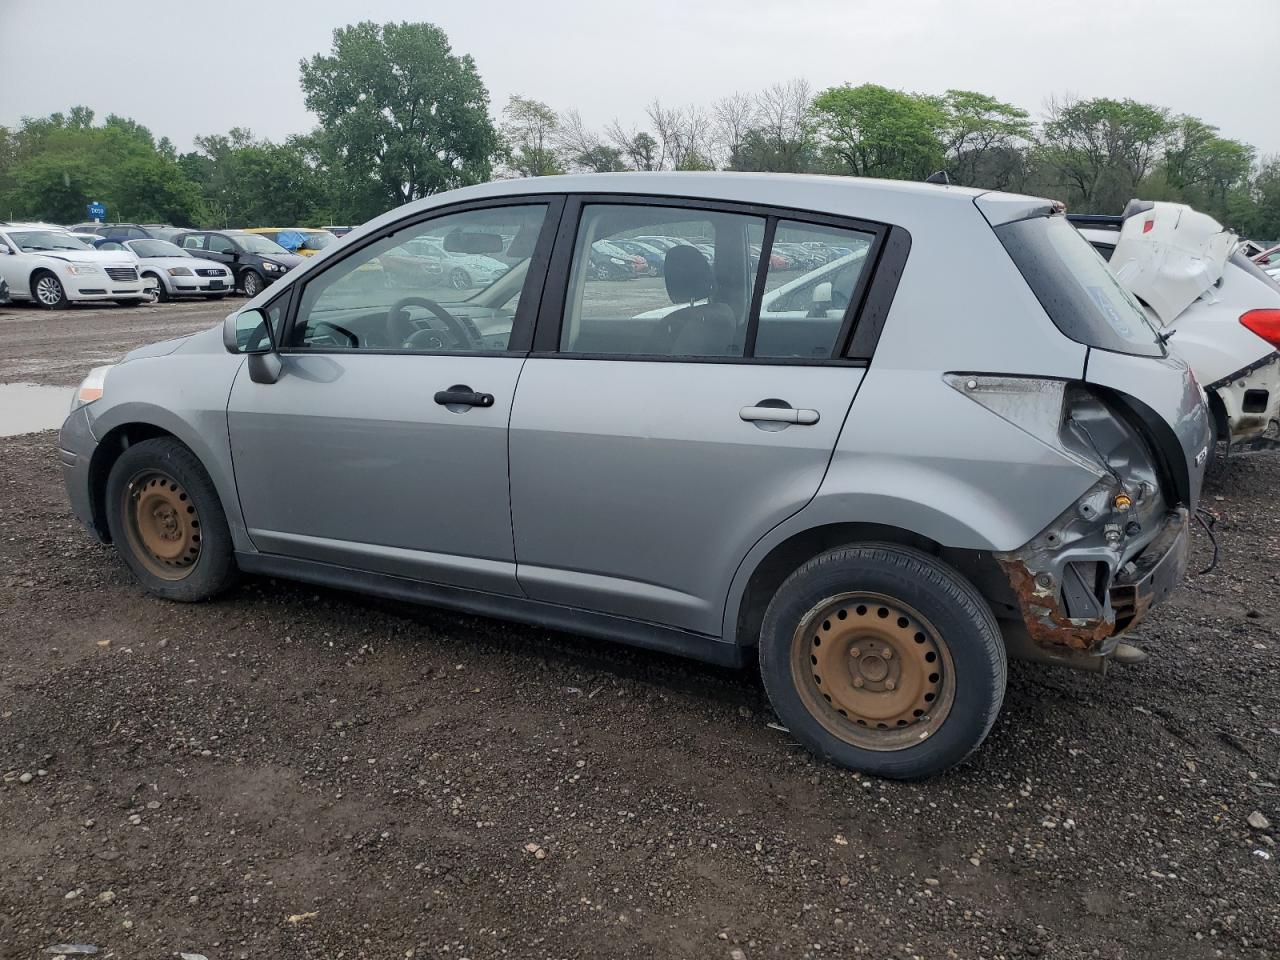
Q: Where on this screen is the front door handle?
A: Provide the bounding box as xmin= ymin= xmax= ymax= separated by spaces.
xmin=740 ymin=404 xmax=820 ymax=425
xmin=434 ymin=384 xmax=494 ymax=409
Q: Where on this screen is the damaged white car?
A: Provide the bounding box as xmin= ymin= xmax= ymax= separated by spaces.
xmin=1074 ymin=202 xmax=1280 ymax=456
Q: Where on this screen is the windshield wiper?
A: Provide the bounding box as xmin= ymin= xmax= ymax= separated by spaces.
xmin=1157 ymin=329 xmax=1176 ymax=345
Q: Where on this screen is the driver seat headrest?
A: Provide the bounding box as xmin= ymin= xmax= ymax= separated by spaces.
xmin=664 ymin=244 xmax=713 ymax=303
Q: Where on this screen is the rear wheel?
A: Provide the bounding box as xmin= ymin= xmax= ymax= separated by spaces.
xmin=104 ymin=437 xmax=237 ymax=601
xmin=32 ymin=271 xmax=68 ymax=309
xmin=759 ymin=544 xmax=1006 ymax=779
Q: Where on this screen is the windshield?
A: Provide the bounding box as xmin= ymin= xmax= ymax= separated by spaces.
xmin=7 ymin=230 xmax=89 ymax=252
xmin=232 ymin=233 xmax=290 ymax=255
xmin=995 ymin=214 xmax=1163 ymax=358
xmin=303 ymin=231 xmax=336 ymax=250
xmin=130 ymin=239 xmax=186 ymax=258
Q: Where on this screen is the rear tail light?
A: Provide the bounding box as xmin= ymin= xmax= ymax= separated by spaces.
xmin=1240 ymin=309 xmax=1280 ymax=348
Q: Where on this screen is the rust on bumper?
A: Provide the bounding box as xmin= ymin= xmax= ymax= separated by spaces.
xmin=997 ymin=558 xmax=1115 ymax=652
xmin=998 ymin=508 xmax=1190 ymax=657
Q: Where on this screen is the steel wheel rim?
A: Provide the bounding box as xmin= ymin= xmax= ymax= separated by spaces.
xmin=120 ymin=470 xmax=202 ymax=580
xmin=36 ymin=276 xmax=62 ymax=305
xmin=790 ymin=592 xmax=956 ymax=752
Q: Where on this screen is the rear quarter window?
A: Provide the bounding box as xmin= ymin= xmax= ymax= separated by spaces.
xmin=995 ymin=214 xmax=1164 ymax=357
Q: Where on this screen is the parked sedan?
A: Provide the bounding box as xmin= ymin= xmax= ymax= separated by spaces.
xmin=60 ymin=173 xmax=1209 ymax=778
xmin=170 ymin=230 xmax=303 ymax=298
xmin=0 ymin=223 xmax=151 ymax=307
xmin=402 ymin=236 xmax=509 ymax=289
xmin=94 ymin=238 xmax=234 ymax=301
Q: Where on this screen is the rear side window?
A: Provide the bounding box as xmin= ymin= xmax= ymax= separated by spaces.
xmin=995 ymin=215 xmax=1163 ymax=357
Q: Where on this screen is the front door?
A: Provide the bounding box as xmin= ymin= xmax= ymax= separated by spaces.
xmin=509 ymin=200 xmax=882 ymax=636
xmin=226 ymin=200 xmax=557 ymax=594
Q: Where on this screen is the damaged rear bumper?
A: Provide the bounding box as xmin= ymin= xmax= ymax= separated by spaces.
xmin=997 ymin=507 xmax=1189 ymax=662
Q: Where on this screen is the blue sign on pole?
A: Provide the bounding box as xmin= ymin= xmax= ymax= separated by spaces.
xmin=87 ymin=201 xmax=107 ymax=222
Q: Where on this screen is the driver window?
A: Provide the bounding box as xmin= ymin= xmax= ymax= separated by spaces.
xmin=289 ymin=204 xmax=547 ymax=354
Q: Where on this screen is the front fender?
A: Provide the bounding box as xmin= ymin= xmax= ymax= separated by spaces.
xmin=85 ymin=352 xmax=252 ymax=552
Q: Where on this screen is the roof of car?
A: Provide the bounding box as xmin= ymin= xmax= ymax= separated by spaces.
xmin=344 ymin=172 xmax=1049 ymax=245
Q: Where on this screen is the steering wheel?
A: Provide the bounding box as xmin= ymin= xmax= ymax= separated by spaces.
xmin=386 ymin=296 xmax=480 ymax=351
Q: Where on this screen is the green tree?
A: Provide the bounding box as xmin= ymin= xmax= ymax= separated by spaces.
xmin=0 ymin=107 xmax=202 ymax=224
xmin=811 ymin=83 xmax=946 ymax=180
xmin=1158 ymin=116 xmax=1253 ymax=215
xmin=300 ymin=21 xmax=501 ymax=221
xmin=939 ymin=89 xmax=1032 ymax=188
xmin=501 ymin=95 xmax=563 ymax=178
xmin=1039 ymin=96 xmax=1174 ymax=211
xmin=182 ymin=129 xmax=322 ymax=227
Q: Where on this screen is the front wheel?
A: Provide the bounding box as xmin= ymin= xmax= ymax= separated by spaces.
xmin=145 ymin=273 xmax=169 ymax=303
xmin=448 ymin=268 xmax=472 ymax=289
xmin=104 ymin=437 xmax=237 ymax=602
xmin=758 ymin=544 xmax=1006 ymax=779
xmin=32 ymin=271 xmax=68 ymax=309
xmin=240 ymin=270 xmax=263 ymax=298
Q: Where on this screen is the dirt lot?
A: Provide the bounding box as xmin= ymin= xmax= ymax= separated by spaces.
xmin=0 ymin=300 xmax=1277 ymax=959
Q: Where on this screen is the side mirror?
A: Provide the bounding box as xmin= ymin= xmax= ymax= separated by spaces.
xmin=812 ymin=281 xmax=833 ymax=305
xmin=0 ymin=243 xmax=10 ymax=255
xmin=224 ymin=308 xmax=273 ymax=354
xmin=224 ymin=309 xmax=283 ymax=383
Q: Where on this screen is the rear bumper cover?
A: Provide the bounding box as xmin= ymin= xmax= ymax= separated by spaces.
xmin=1000 ymin=507 xmax=1189 ymax=659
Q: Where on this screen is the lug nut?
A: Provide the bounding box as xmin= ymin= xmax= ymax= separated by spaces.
xmin=884 ymin=679 xmax=896 ymax=691
xmin=853 ymin=677 xmax=864 ymax=688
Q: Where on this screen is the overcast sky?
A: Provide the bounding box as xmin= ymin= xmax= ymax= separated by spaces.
xmin=1 ymin=0 xmax=1276 ymax=155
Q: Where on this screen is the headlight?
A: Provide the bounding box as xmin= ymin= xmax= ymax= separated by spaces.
xmin=71 ymin=364 xmax=114 ymax=411
xmin=65 ymin=262 xmax=102 ymax=275
xmin=262 ymin=262 xmax=281 ymax=272
xmin=610 ymin=258 xmax=626 ymax=265
xmin=166 ymin=266 xmax=193 ymax=277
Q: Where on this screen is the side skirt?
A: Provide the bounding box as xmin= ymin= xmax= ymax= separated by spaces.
xmin=234 ymin=552 xmax=744 ymax=668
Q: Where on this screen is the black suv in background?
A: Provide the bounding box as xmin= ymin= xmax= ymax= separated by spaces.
xmin=170 ymin=230 xmax=303 ymax=297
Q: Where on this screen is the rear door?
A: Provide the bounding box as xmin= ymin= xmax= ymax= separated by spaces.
xmin=508 ymin=198 xmax=884 ymax=636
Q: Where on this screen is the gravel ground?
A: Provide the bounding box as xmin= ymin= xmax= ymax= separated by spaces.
xmin=0 ymin=301 xmax=1277 ymax=959
xmin=0 ymin=297 xmax=231 ymax=387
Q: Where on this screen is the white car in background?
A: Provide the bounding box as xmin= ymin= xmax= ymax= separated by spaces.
xmin=93 ymin=237 xmax=233 ymax=302
xmin=1074 ymin=201 xmax=1280 ymax=455
xmin=0 ymin=223 xmax=151 ymax=308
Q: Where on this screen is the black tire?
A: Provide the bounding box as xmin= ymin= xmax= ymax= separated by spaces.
xmin=240 ymin=270 xmax=263 ymax=298
xmin=31 ymin=270 xmax=68 ymax=309
xmin=144 ymin=273 xmax=169 ymax=302
xmin=448 ymin=268 xmax=471 ymax=290
xmin=104 ymin=437 xmax=238 ymax=602
xmin=758 ymin=543 xmax=1006 ymax=779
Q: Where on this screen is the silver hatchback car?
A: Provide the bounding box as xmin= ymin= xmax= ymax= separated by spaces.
xmin=60 ymin=174 xmax=1211 ymax=778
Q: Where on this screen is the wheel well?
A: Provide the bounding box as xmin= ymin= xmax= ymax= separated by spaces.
xmin=88 ymin=422 xmax=181 ymax=542
xmin=29 ymin=268 xmax=55 ymax=295
xmin=1206 ymin=388 xmax=1230 ymax=444
xmin=732 ymin=523 xmax=1017 ymax=649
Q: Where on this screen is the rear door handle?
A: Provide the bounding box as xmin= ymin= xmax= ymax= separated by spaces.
xmin=434 ymin=385 xmax=494 ymax=408
xmin=740 ymin=405 xmax=820 ymax=425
